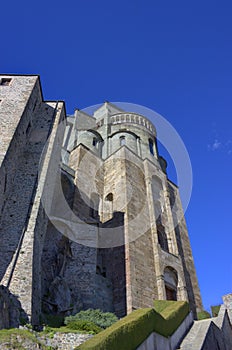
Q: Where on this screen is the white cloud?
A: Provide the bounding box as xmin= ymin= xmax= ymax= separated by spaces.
xmin=208 ymin=139 xmax=221 ymax=151
xmin=212 ymin=139 xmax=221 ymax=150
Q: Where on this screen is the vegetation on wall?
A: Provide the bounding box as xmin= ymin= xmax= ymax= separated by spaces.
xmin=197 ymin=310 xmax=211 ymax=320
xmin=65 ymin=320 xmax=102 ymax=334
xmin=211 ymin=305 xmax=221 ymax=317
xmin=0 ymin=302 xmax=192 ymax=349
xmin=75 ymin=301 xmax=190 ymax=350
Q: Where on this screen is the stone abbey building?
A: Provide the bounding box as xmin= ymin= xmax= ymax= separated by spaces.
xmin=0 ymin=75 xmax=202 ymax=327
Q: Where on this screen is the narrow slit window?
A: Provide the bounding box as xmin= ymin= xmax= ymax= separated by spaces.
xmin=149 ymin=139 xmax=154 ymax=156
xmin=120 ymin=136 xmax=126 ymax=146
xmin=4 ymin=174 xmax=7 ymax=193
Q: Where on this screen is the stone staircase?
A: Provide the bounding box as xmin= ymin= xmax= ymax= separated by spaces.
xmin=74 ymin=296 xmax=232 ymax=350
xmin=178 ymin=318 xmax=212 ymax=349
xmin=178 ymin=302 xmax=232 ymax=350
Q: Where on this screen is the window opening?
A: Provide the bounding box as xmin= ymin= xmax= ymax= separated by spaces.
xmin=0 ymin=78 xmax=12 ymax=86
xmin=120 ymin=136 xmax=126 ymax=146
xmin=149 ymin=139 xmax=154 ymax=155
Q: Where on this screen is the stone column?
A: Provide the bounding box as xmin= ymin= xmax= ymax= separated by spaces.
xmin=144 ymin=162 xmax=164 ymax=300
xmin=156 ymin=273 xmax=166 ymax=299
xmin=137 ymin=138 xmax=142 ymax=157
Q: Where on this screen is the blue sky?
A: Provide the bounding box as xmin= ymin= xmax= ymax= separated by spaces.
xmin=2 ymin=0 xmax=232 ymax=312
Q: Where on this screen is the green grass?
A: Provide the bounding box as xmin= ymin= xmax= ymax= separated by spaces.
xmin=197 ymin=310 xmax=211 ymax=320
xmin=153 ymin=300 xmax=178 ymax=313
xmin=42 ymin=326 xmax=92 ymax=334
xmin=211 ymin=305 xmax=221 ymax=317
xmin=65 ymin=320 xmax=102 ymax=334
xmin=154 ymin=300 xmax=190 ymax=335
xmin=75 ymin=301 xmax=190 ymax=350
xmin=42 ymin=325 xmax=101 ymax=335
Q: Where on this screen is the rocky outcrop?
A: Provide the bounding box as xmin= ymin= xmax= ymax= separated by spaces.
xmin=0 ymin=285 xmax=28 ymax=329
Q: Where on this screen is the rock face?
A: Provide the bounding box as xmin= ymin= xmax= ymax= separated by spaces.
xmin=0 ymin=285 xmax=28 ymax=329
xmin=0 ymin=75 xmax=203 ymax=326
xmin=48 ymin=276 xmax=71 ymax=312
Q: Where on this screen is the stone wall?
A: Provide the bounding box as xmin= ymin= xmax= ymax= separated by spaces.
xmin=0 ymin=75 xmax=66 ymax=325
xmin=0 ymin=76 xmax=40 ymax=238
xmin=38 ymin=332 xmax=93 ymax=350
xmin=168 ymin=181 xmax=203 ymax=315
xmin=0 ymin=81 xmax=203 ymax=326
xmin=97 ymin=221 xmax=126 ymax=316
xmin=62 ymin=127 xmax=202 ymax=317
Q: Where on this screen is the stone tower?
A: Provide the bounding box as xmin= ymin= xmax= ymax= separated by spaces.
xmin=0 ymin=75 xmax=202 ymax=327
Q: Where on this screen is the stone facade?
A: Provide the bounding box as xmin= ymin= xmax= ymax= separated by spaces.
xmin=0 ymin=75 xmax=202 ymax=327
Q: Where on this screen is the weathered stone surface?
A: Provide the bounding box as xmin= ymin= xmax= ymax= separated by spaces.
xmin=223 ymin=293 xmax=232 ymax=310
xmin=179 ymin=305 xmax=232 ymax=350
xmin=38 ymin=332 xmax=93 ymax=350
xmin=0 ymin=77 xmax=203 ymax=327
xmin=0 ymin=285 xmax=28 ymax=329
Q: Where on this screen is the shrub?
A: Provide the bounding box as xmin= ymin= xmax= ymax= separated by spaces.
xmin=197 ymin=310 xmax=211 ymax=320
xmin=65 ymin=309 xmax=118 ymax=329
xmin=211 ymin=305 xmax=220 ymax=317
xmin=75 ymin=301 xmax=190 ymax=350
xmin=67 ymin=320 xmax=102 ymax=334
xmin=75 ymin=308 xmax=156 ymax=350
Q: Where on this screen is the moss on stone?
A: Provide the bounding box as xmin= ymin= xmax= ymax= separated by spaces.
xmin=75 ymin=301 xmax=190 ymax=350
xmin=154 ymin=300 xmax=190 ymax=335
xmin=197 ymin=310 xmax=211 ymax=320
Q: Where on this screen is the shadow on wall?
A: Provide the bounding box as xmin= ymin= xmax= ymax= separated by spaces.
xmin=168 ymin=184 xmax=197 ymax=318
xmin=0 ymin=285 xmax=29 ymax=329
xmin=97 ymin=212 xmax=126 ymax=318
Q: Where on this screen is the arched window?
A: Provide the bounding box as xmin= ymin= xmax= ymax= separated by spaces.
xmin=92 ymin=137 xmax=97 ymax=146
xmin=164 ymin=267 xmax=178 ymax=301
xmin=149 ymin=138 xmax=154 ymax=156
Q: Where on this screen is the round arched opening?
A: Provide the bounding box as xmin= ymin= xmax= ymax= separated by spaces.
xmin=164 ymin=266 xmax=178 ymax=301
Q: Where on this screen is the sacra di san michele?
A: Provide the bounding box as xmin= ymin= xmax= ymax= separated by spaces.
xmin=0 ymin=75 xmax=202 ymax=327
